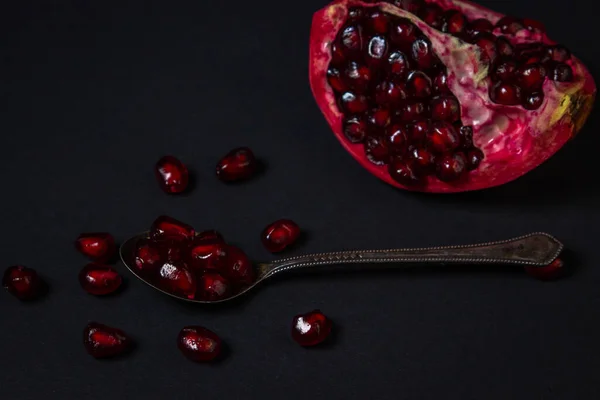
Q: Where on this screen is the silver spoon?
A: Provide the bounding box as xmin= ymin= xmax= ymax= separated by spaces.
xmin=119 ymin=232 xmax=564 ymax=304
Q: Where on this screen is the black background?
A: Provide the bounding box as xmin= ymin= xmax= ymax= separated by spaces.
xmin=1 ymin=0 xmax=599 ymax=399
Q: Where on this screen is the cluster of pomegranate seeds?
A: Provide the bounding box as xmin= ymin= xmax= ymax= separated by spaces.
xmin=133 ymin=215 xmax=256 ymax=301
xmin=291 ymin=309 xmax=333 ymax=347
xmin=78 ymin=264 xmax=123 ymax=296
xmin=74 ymin=232 xmax=116 ymax=263
xmin=261 ymin=219 xmax=301 ymax=253
xmin=327 ymin=6 xmax=483 ymax=185
xmin=215 ymin=147 xmax=257 ymax=182
xmin=155 ymin=155 xmax=189 ymax=194
xmin=83 ymin=322 xmax=132 ymax=359
xmin=178 ymin=326 xmax=222 ymax=362
xmin=2 ymin=265 xmax=42 ymax=300
xmin=525 ymin=258 xmax=565 ymax=281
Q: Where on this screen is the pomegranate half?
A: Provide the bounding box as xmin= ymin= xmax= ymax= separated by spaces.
xmin=309 ymin=0 xmax=595 ymax=192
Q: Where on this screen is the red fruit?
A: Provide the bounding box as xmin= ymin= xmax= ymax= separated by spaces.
xmin=134 ymin=239 xmax=163 ymax=272
xmin=291 ymin=310 xmax=333 ymax=347
xmin=220 ymin=246 xmax=255 ymax=286
xmin=309 ymin=1 xmax=595 ymax=193
xmin=83 ymin=322 xmax=131 ymax=359
xmin=177 ymin=326 xmax=221 ymax=362
xmin=187 ymin=236 xmax=227 ymax=271
xmin=78 ymin=264 xmax=122 ymax=296
xmin=344 ymin=61 xmax=372 ymax=92
xmin=3 ymin=265 xmax=41 ymax=301
xmin=75 ymin=232 xmax=116 ymax=262
xmin=386 ymin=124 xmax=409 ymax=154
xmin=427 ymin=121 xmax=459 ymax=153
xmin=215 ymin=147 xmax=257 ymax=182
xmin=150 ymin=215 xmax=195 ymax=242
xmin=525 ymin=258 xmax=564 ymax=281
xmin=366 ymin=10 xmax=390 ymax=34
xmin=197 ymin=230 xmax=225 ymax=242
xmin=365 ymin=36 xmax=389 ymax=67
xmin=154 ymin=155 xmax=189 ymax=194
xmin=261 ymin=219 xmax=301 ymax=253
xmin=388 ymin=158 xmax=423 ymax=186
xmin=157 ymin=261 xmax=196 ymax=299
xmin=197 ymin=272 xmax=230 ymax=301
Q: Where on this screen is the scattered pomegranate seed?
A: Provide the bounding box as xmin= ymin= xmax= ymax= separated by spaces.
xmin=83 ymin=322 xmax=131 ymax=359
xmin=157 ymin=261 xmax=196 ymax=299
xmin=215 ymin=147 xmax=258 ymax=182
xmin=197 ymin=272 xmax=230 ymax=301
xmin=261 ymin=219 xmax=301 ymax=253
xmin=177 ymin=326 xmax=222 ymax=362
xmin=150 ymin=215 xmax=195 ymax=242
xmin=74 ymin=232 xmax=116 ymax=262
xmin=525 ymin=258 xmax=564 ymax=281
xmin=134 ymin=239 xmax=163 ymax=272
xmin=78 ymin=264 xmax=122 ymax=296
xmin=291 ymin=310 xmax=333 ymax=347
xmin=2 ymin=265 xmax=42 ymax=301
xmin=154 ymin=155 xmax=189 ymax=194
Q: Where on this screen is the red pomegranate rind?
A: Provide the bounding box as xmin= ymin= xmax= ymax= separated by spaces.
xmin=178 ymin=326 xmax=222 ymax=362
xmin=309 ymin=0 xmax=596 ymax=193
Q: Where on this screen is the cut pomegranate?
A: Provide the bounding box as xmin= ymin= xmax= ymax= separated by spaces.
xmin=197 ymin=272 xmax=230 ymax=301
xmin=216 ymin=147 xmax=257 ymax=182
xmin=2 ymin=265 xmax=41 ymax=301
xmin=75 ymin=232 xmax=116 ymax=262
xmin=261 ymin=219 xmax=301 ymax=253
xmin=525 ymin=258 xmax=564 ymax=281
xmin=157 ymin=261 xmax=196 ymax=299
xmin=177 ymin=326 xmax=222 ymax=362
xmin=134 ymin=239 xmax=163 ymax=272
xmin=150 ymin=215 xmax=195 ymax=242
xmin=309 ymin=0 xmax=596 ymax=192
xmin=83 ymin=322 xmax=131 ymax=359
xmin=155 ymin=155 xmax=189 ymax=194
xmin=291 ymin=310 xmax=333 ymax=347
xmin=78 ymin=264 xmax=122 ymax=296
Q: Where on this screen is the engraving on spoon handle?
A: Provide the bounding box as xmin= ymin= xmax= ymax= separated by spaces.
xmin=260 ymin=233 xmax=563 ymax=279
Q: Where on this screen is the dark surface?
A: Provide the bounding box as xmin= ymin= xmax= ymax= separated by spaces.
xmin=1 ymin=0 xmax=598 ymax=399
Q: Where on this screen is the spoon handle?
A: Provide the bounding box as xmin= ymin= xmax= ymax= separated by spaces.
xmin=259 ymin=232 xmax=563 ymax=279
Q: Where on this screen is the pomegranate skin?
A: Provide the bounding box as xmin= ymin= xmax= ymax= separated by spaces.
xmin=150 ymin=215 xmax=195 ymax=242
xmin=177 ymin=326 xmax=222 ymax=362
xmin=155 ymin=155 xmax=189 ymax=194
xmin=309 ymin=0 xmax=596 ymax=193
xmin=83 ymin=322 xmax=131 ymax=359
xmin=291 ymin=310 xmax=333 ymax=347
xmin=2 ymin=265 xmax=41 ymax=301
xmin=75 ymin=232 xmax=116 ymax=262
xmin=261 ymin=219 xmax=301 ymax=253
xmin=525 ymin=258 xmax=564 ymax=281
xmin=216 ymin=147 xmax=257 ymax=182
xmin=78 ymin=264 xmax=122 ymax=296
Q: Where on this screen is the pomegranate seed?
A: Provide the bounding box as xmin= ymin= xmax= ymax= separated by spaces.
xmin=367 ymin=108 xmax=391 ymax=130
xmin=427 ymin=121 xmax=460 ymax=153
xmin=344 ymin=61 xmax=372 ymax=93
xmin=419 ymin=4 xmax=443 ymax=29
xmin=406 ymin=70 xmax=432 ymax=98
xmin=411 ymin=37 xmax=437 ymax=69
xmin=430 ymin=95 xmax=460 ymax=122
xmin=522 ymin=18 xmax=546 ymax=33
xmin=522 ymin=92 xmax=545 ymax=110
xmin=366 ymin=10 xmax=389 ymax=34
xmin=338 ymin=25 xmax=363 ymax=57
xmin=197 ymin=230 xmax=224 ymax=242
xmin=220 ymin=245 xmax=255 ymax=286
xmin=386 ymin=124 xmax=409 ymax=154
xmin=432 ymin=70 xmax=449 ymax=93
xmin=215 ymin=147 xmax=257 ymax=182
xmin=347 ymin=7 xmax=363 ymax=22
xmin=291 ymin=310 xmax=333 ymax=347
xmin=83 ymin=322 xmax=131 ymax=359
xmin=389 ymin=18 xmax=417 ymax=50
xmin=197 ymin=272 xmax=230 ymax=301
xmin=490 ymin=82 xmax=521 ymax=105
xmin=496 ymin=37 xmax=514 ymax=58
xmin=366 ymin=36 xmax=389 ymax=67
xmin=343 ymin=116 xmax=367 ymax=143
xmin=155 ymin=155 xmax=189 ymax=194
xmin=491 ymin=60 xmax=517 ymax=82
xmin=330 ymin=43 xmax=345 ymax=66
xmin=339 ymin=92 xmax=368 ymax=114
xmin=525 ymin=258 xmax=564 ymax=281
xmin=551 ymin=63 xmax=574 ymax=82
xmin=397 ymin=100 xmax=427 ymax=122
xmin=388 ymin=158 xmax=423 ymax=186
xmin=177 ymin=326 xmax=221 ymax=362
xmin=2 ymin=265 xmax=41 ymax=301
xmin=547 ymin=45 xmax=571 ymax=62
xmin=518 ymin=64 xmax=547 ymax=91
xmin=374 ymin=81 xmax=407 ymax=106
xmin=442 ymin=10 xmax=467 ymax=34
xmin=364 ymin=135 xmax=390 ymax=165
xmin=458 ymin=126 xmax=474 ymax=149
xmin=326 ymin=67 xmax=346 ymax=93
xmin=74 ymin=232 xmax=116 ymax=263
xmin=466 ymin=148 xmax=484 ymax=170
xmin=262 ymin=219 xmax=301 ymax=253
xmin=154 ymin=238 xmax=187 ymax=262
xmin=150 ymin=215 xmax=195 ymax=242
xmin=410 ymin=147 xmax=435 ymax=175
xmin=157 ymin=261 xmax=196 ymax=299
xmin=387 ymin=51 xmax=410 ymax=78
xmin=473 ymin=32 xmax=497 ymax=64
xmin=468 ymin=18 xmax=494 ymax=38
xmin=78 ymin=264 xmax=122 ymax=296
xmin=408 ymin=119 xmax=430 ymax=143
xmin=134 ymin=239 xmax=163 ymax=272
xmin=392 ymin=0 xmax=424 ymax=14
xmin=436 ymin=152 xmax=467 ymax=182
xmin=496 ymin=16 xmax=525 ymax=34
xmin=187 ymin=236 xmax=227 ymax=271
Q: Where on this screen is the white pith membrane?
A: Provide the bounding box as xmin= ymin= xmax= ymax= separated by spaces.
xmin=310 ymin=0 xmax=595 ymax=192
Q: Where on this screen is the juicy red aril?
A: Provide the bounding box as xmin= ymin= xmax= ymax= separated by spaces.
xmin=442 ymin=10 xmax=467 ymax=34
xmin=187 ymin=236 xmax=227 ymax=271
xmin=134 ymin=239 xmax=163 ymax=272
xmin=150 ymin=215 xmax=195 ymax=242
xmin=366 ymin=36 xmax=389 ymax=67
xmin=387 ymin=51 xmax=410 ymax=78
xmin=427 ymin=121 xmax=460 ymax=153
xmin=468 ymin=18 xmax=494 ymax=37
xmin=496 ymin=37 xmax=514 ymax=58
xmin=418 ymin=4 xmax=443 ymax=30
xmin=220 ymin=245 xmax=255 ymax=286
xmin=466 ymin=148 xmax=484 ymax=170
xmin=326 ymin=68 xmax=346 ymax=92
xmin=340 ymin=92 xmax=368 ymax=114
xmin=366 ymin=10 xmax=389 ymax=34
xmin=291 ymin=310 xmax=333 ymax=347
xmin=368 ymin=108 xmax=391 ymax=129
xmin=408 ymin=119 xmax=429 ymax=143
xmin=389 ymin=18 xmax=417 ymax=49
xmin=3 ymin=265 xmax=41 ymax=301
xmin=525 ymin=258 xmax=564 ymax=281
xmin=261 ymin=219 xmax=301 ymax=253
xmin=547 ymin=46 xmax=571 ymax=62
xmin=375 ymin=81 xmax=407 ymax=106
xmin=551 ymin=63 xmax=574 ymax=82
xmin=432 ymin=70 xmax=449 ymax=94
xmin=411 ymin=37 xmax=437 ymax=69
xmin=398 ymin=100 xmax=427 ymax=122
xmin=523 ymin=18 xmax=546 ymax=33
xmin=339 ymin=25 xmax=363 ymax=57
xmin=458 ymin=126 xmax=474 ymax=149
xmin=388 ymin=158 xmax=423 ymax=185
xmin=410 ymin=147 xmax=435 ymax=174
xmin=78 ymin=264 xmax=122 ymax=296
xmin=523 ymin=92 xmax=544 ymax=110
xmin=343 ymin=116 xmax=368 ymax=143
xmin=344 ymin=62 xmax=372 ymax=93
xmin=518 ymin=64 xmax=546 ymax=91
xmin=490 ymin=82 xmax=521 ymax=105
xmin=157 ymin=261 xmax=196 ymax=299
xmin=492 ymin=60 xmax=517 ymax=82
xmin=406 ymin=70 xmax=432 ymax=98
xmin=473 ymin=32 xmax=497 ymax=64
xmin=436 ymin=152 xmax=466 ymax=182
xmin=386 ymin=124 xmax=409 ymax=154
xmin=430 ymin=95 xmax=460 ymax=122
xmin=155 ymin=155 xmax=189 ymax=194
xmin=364 ymin=135 xmax=390 ymax=165
xmin=197 ymin=230 xmax=225 ymax=242
xmin=392 ymin=0 xmax=423 ymax=14
xmin=178 ymin=326 xmax=221 ymax=362
xmin=83 ymin=322 xmax=131 ymax=359
xmin=197 ymin=272 xmax=230 ymax=301
xmin=216 ymin=147 xmax=257 ymax=182
xmin=496 ymin=16 xmax=525 ymax=34
xmin=154 ymin=239 xmax=187 ymax=262
xmin=75 ymin=232 xmax=116 ymax=262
